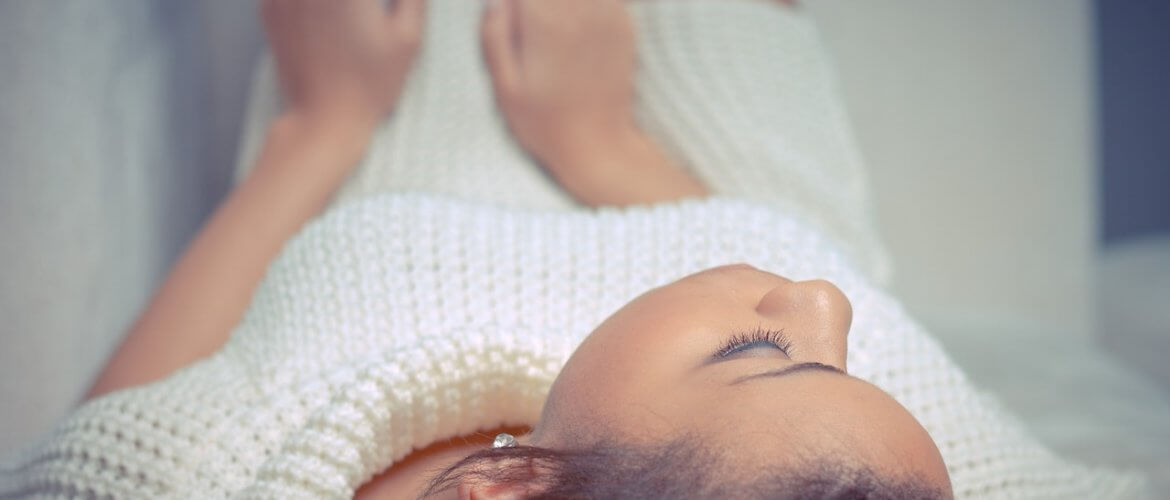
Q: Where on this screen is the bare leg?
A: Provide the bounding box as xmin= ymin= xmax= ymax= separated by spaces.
xmin=628 ymin=0 xmax=891 ymax=281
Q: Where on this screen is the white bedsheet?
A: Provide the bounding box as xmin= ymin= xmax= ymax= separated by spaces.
xmin=932 ymin=317 xmax=1170 ymax=494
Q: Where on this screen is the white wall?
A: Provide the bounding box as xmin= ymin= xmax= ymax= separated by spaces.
xmin=806 ymin=0 xmax=1097 ymax=345
xmin=0 ymin=0 xmax=261 ymax=456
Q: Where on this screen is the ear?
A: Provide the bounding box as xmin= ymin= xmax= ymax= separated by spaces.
xmin=457 ymin=479 xmax=531 ymax=500
xmin=455 ymin=457 xmax=544 ymax=500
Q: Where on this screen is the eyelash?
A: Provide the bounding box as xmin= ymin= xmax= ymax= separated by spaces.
xmin=713 ymin=327 xmax=794 ymax=358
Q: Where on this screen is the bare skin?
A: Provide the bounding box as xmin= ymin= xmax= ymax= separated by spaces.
xmin=85 ymin=0 xmax=949 ymax=498
xmin=86 ymin=0 xmax=427 ymax=399
xmin=479 ymin=0 xmax=708 ymax=206
xmin=455 ymin=264 xmax=950 ymax=499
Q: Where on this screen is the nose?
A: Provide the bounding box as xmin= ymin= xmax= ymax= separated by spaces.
xmin=754 ymin=279 xmax=853 ymax=368
xmin=755 ymin=279 xmax=850 ymax=318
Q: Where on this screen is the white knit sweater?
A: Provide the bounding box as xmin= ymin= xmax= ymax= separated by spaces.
xmin=235 ymin=0 xmax=893 ymax=284
xmin=0 ymin=195 xmax=1148 ymax=498
xmin=0 ymin=1 xmax=1150 ymax=498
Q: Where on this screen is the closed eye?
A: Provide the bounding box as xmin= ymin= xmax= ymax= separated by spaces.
xmin=712 ymin=327 xmax=793 ymax=359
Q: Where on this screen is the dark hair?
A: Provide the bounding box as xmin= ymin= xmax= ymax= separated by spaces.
xmin=420 ymin=437 xmax=947 ymax=499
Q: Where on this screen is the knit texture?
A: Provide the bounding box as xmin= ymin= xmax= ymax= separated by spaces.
xmin=234 ymin=0 xmax=891 ymax=284
xmin=0 ymin=194 xmax=1148 ymax=498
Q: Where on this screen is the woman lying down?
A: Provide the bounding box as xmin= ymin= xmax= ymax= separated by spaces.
xmin=1 ymin=0 xmax=1149 ymax=498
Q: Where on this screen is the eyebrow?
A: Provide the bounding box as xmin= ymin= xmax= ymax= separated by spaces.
xmin=729 ymin=362 xmax=846 ymax=385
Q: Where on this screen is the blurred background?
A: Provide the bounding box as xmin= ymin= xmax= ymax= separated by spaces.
xmin=1 ymin=0 xmax=1167 ymax=489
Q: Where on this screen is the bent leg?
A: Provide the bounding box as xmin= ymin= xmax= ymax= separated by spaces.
xmin=628 ymin=0 xmax=890 ymax=283
xmin=234 ymin=0 xmax=575 ymax=210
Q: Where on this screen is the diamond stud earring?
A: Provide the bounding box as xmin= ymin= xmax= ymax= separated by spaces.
xmin=492 ymin=433 xmax=518 ymax=449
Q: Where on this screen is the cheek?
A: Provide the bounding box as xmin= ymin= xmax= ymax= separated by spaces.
xmin=537 ymin=346 xmax=647 ymax=445
xmin=550 ymin=333 xmax=648 ymax=407
xmin=540 ymin=329 xmax=675 ymax=434
xmin=538 ymin=285 xmax=751 ymax=427
xmin=566 ymin=288 xmax=753 ymax=388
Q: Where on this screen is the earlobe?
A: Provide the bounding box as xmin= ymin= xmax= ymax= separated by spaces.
xmin=458 ymin=481 xmax=528 ymax=500
xmin=457 ymin=482 xmax=474 ymax=500
xmin=449 ymin=449 xmax=544 ymax=500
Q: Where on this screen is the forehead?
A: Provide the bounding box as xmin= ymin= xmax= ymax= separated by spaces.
xmin=694 ymin=376 xmax=946 ymax=482
xmin=540 ymin=346 xmax=946 ymax=488
xmin=658 ymin=372 xmax=912 ymax=458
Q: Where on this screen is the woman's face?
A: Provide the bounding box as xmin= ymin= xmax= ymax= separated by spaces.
xmin=529 ymin=264 xmax=950 ymax=491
